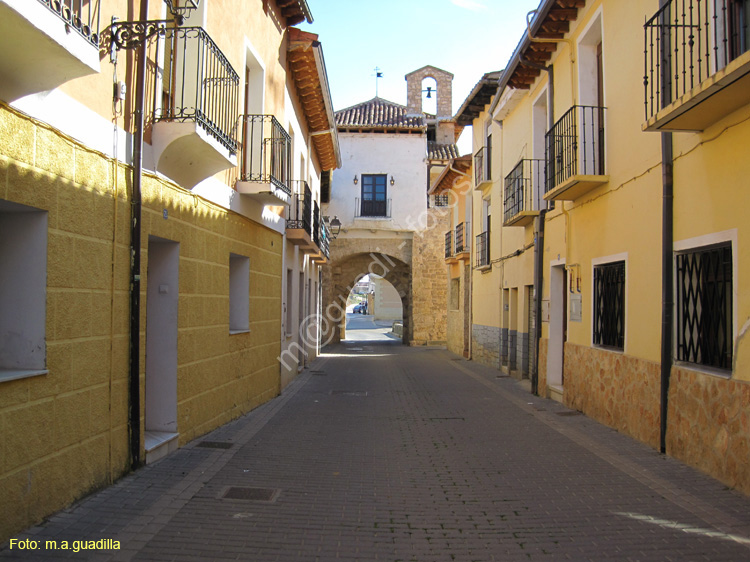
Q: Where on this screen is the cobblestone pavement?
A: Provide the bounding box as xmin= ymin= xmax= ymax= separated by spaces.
xmin=3 ymin=342 xmax=750 ymax=561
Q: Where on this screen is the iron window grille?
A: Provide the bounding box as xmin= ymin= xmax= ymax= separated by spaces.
xmin=152 ymin=26 xmax=239 ymax=154
xmin=504 ymin=159 xmax=546 ymax=223
xmin=545 ymin=105 xmax=606 ymax=194
xmin=593 ymin=261 xmax=625 ymax=350
xmin=39 ymin=0 xmax=100 ymax=47
xmin=445 ymin=231 xmax=453 ymax=259
xmin=237 ymin=114 xmax=292 ymax=195
xmin=312 ymin=201 xmax=320 ymax=248
xmin=676 ymin=243 xmax=733 ymax=370
xmin=644 ymin=0 xmax=750 ymax=121
xmin=433 ymin=194 xmax=450 ymax=207
xmin=476 ymin=231 xmax=490 ymax=268
xmin=455 ymin=222 xmax=466 ymax=254
xmin=286 ymin=181 xmax=312 ymax=235
xmin=474 ymin=146 xmax=490 ymax=186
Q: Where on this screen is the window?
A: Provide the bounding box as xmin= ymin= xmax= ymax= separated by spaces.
xmin=676 ymin=244 xmax=733 ymax=370
xmin=0 ymin=200 xmax=48 ymax=380
xmin=593 ymin=261 xmax=625 ymax=350
xmin=728 ymin=0 xmax=750 ymax=62
xmin=285 ymin=268 xmax=293 ymax=336
xmin=229 ymin=254 xmax=250 ymax=333
xmin=361 ymin=174 xmax=388 ymax=217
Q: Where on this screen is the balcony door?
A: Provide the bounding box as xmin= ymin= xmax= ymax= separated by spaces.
xmin=728 ymin=0 xmax=750 ymax=62
xmin=361 ymin=174 xmax=387 ymax=217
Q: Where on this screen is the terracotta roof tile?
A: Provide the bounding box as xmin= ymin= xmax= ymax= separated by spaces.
xmin=428 ymin=142 xmax=460 ymax=161
xmin=336 ymin=97 xmax=426 ymax=130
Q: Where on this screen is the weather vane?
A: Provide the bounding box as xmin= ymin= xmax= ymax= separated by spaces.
xmin=373 ymin=67 xmax=383 ymax=97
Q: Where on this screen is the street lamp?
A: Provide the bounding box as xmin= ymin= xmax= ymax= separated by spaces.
xmin=329 ymin=216 xmax=342 ymax=239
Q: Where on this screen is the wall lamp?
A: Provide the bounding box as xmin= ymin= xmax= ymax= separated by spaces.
xmin=110 ymin=0 xmax=201 ymax=51
xmin=353 ymin=175 xmax=358 ymax=185
xmin=390 ymin=175 xmax=395 ymax=186
xmin=329 ymin=216 xmax=342 ymax=239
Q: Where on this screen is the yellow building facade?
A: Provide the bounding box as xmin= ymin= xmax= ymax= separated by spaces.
xmin=467 ymin=0 xmax=750 ymax=494
xmin=0 ymin=0 xmax=337 ymax=542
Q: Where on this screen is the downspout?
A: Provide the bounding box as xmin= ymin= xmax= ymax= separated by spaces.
xmin=659 ymin=0 xmax=674 ymax=455
xmin=532 ymin=65 xmax=553 ymax=395
xmin=129 ymin=0 xmax=149 ymax=470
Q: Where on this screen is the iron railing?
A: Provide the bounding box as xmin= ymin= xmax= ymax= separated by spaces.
xmin=445 ymin=231 xmax=453 ymax=259
xmin=476 ymin=231 xmax=490 ymax=267
xmin=676 ymin=243 xmax=733 ymax=370
xmin=474 ymin=146 xmax=490 ymax=186
xmin=455 ymin=222 xmax=467 ymax=254
xmin=644 ymin=0 xmax=750 ymax=120
xmin=287 ymin=181 xmax=312 ymax=235
xmin=545 ymin=105 xmax=606 ymax=194
xmin=312 ymin=201 xmax=320 ymax=248
xmin=504 ymin=159 xmax=546 ymax=223
xmin=318 ymin=220 xmax=330 ymax=260
xmin=355 ymin=197 xmax=391 ymax=218
xmin=237 ymin=114 xmax=292 ymax=195
xmin=593 ymin=261 xmax=626 ymax=350
xmin=39 ymin=0 xmax=100 ymax=47
xmin=152 ymin=27 xmax=239 ymax=154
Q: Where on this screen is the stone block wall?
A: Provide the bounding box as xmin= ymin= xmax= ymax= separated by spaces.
xmin=667 ymin=367 xmax=750 ymax=495
xmin=472 ymin=324 xmax=500 ymax=369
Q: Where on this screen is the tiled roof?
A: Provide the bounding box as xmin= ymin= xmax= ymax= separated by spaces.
xmin=335 ymin=97 xmax=426 ymax=130
xmin=455 ymin=71 xmax=502 ymax=127
xmin=428 ymin=142 xmax=460 ymax=161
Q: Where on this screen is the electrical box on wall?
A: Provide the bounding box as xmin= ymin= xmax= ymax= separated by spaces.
xmin=569 ymin=293 xmax=582 ymax=322
xmin=541 ymin=300 xmax=550 ymax=322
xmin=114 ymin=81 xmax=126 ymax=101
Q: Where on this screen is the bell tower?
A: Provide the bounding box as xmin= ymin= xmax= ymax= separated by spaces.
xmin=405 ymin=65 xmax=455 ymax=144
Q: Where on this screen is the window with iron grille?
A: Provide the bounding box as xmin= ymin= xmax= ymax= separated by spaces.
xmin=593 ymin=261 xmax=625 ymax=350
xmin=676 ymin=244 xmax=733 ymax=371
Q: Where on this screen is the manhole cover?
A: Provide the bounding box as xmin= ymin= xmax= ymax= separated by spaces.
xmin=197 ymin=441 xmax=233 ymax=449
xmin=222 ymin=487 xmax=279 ymax=502
xmin=556 ymin=411 xmax=583 ymax=417
xmin=330 ymin=390 xmax=368 ymax=397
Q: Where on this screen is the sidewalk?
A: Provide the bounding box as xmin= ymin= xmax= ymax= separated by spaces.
xmin=3 ymin=342 xmax=750 ymax=561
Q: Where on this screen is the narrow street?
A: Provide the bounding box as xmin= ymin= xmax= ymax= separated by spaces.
xmin=3 ymin=344 xmax=750 ymax=561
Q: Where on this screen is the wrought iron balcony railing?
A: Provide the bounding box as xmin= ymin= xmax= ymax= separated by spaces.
xmin=474 ymin=146 xmax=491 ymax=186
xmin=504 ymin=159 xmax=545 ymax=223
xmin=355 ymin=197 xmax=391 ymax=218
xmin=545 ymin=105 xmax=606 ymax=194
xmin=312 ymin=201 xmax=320 ymax=248
xmin=287 ymin=181 xmax=312 ymax=235
xmin=152 ymin=26 xmax=239 ymax=154
xmin=455 ymin=222 xmax=467 ymax=254
xmin=644 ymin=0 xmax=750 ymax=121
xmin=38 ymin=0 xmax=100 ymax=47
xmin=317 ymin=219 xmax=330 ymax=260
xmin=445 ymin=231 xmax=453 ymax=259
xmin=476 ymin=231 xmax=490 ymax=268
xmin=238 ymin=114 xmax=292 ymax=195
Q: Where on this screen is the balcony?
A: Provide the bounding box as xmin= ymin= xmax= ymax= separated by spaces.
xmin=504 ymin=159 xmax=545 ymax=227
xmin=311 ymin=215 xmax=331 ymax=265
xmin=454 ymin=222 xmax=470 ymax=261
xmin=235 ymin=114 xmax=292 ymax=204
xmin=474 ymin=146 xmax=492 ymax=191
xmin=286 ymin=181 xmax=315 ymax=252
xmin=0 ymin=0 xmax=101 ymax=101
xmin=476 ymin=231 xmax=490 ymax=269
xmin=149 ymin=26 xmax=239 ymax=188
xmin=644 ymin=0 xmax=750 ymax=132
xmin=544 ymin=105 xmax=608 ymax=201
xmin=355 ymin=197 xmax=391 ymax=219
xmin=445 ymin=231 xmax=457 ymax=263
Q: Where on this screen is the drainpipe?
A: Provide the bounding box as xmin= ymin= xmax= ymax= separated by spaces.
xmin=659 ymin=0 xmax=674 ymax=455
xmin=531 ymin=64 xmax=554 ymax=396
xmin=128 ymin=0 xmax=149 ymax=470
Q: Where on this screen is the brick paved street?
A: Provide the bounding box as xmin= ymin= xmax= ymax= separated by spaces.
xmin=3 ymin=342 xmax=750 ymax=561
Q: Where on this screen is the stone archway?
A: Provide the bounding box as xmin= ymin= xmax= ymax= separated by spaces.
xmin=321 ymin=249 xmax=411 ymax=346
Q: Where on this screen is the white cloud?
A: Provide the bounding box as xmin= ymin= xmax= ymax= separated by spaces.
xmin=450 ymin=0 xmax=487 ymax=11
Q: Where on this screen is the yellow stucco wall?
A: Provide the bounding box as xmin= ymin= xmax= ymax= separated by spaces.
xmin=0 ymin=102 xmax=282 ymax=541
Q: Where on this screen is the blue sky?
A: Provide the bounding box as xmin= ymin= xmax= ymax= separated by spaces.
xmin=300 ymin=0 xmax=542 ymax=120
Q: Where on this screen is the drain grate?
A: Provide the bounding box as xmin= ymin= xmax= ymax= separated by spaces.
xmin=556 ymin=411 xmax=583 ymax=417
xmin=197 ymin=441 xmax=233 ymax=449
xmin=222 ymin=487 xmax=279 ymax=502
xmin=331 ymin=390 xmax=368 ymax=397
